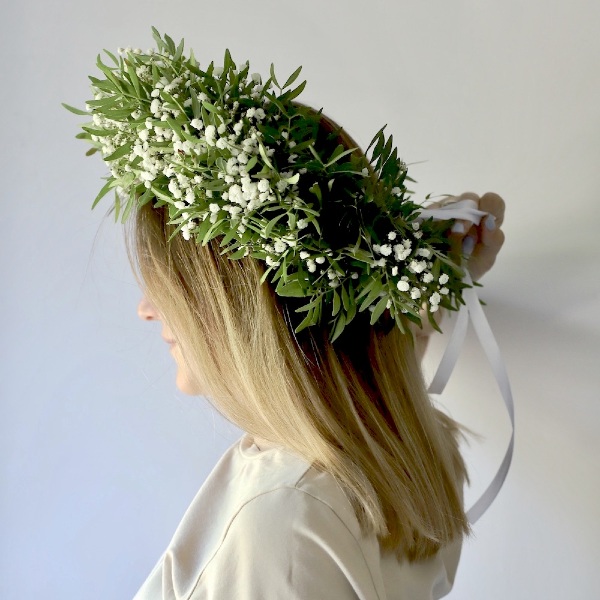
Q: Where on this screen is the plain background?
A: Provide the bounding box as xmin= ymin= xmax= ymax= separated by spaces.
xmin=1 ymin=1 xmax=599 ymax=598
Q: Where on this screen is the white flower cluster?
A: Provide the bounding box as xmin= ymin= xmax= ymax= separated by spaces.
xmin=91 ymin=64 xmax=308 ymax=246
xmin=368 ymin=222 xmax=451 ymax=312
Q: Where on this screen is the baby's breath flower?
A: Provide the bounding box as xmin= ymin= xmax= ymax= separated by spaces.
xmin=205 ymin=125 xmax=217 ymax=146
xmin=409 ymin=260 xmax=426 ymax=274
xmin=274 ymin=240 xmax=287 ymax=253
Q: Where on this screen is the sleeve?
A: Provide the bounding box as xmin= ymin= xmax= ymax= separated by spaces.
xmin=196 ymin=487 xmax=380 ymax=600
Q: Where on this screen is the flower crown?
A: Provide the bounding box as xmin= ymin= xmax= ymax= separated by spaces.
xmin=63 ymin=27 xmax=471 ymax=342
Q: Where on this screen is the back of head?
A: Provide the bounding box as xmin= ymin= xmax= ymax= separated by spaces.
xmin=125 ymin=106 xmax=470 ymax=561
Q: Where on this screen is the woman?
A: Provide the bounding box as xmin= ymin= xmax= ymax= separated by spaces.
xmin=128 ymin=117 xmax=504 ymax=600
xmin=68 ymin=34 xmax=505 ymax=598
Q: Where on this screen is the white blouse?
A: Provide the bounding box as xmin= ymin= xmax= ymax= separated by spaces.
xmin=133 ymin=433 xmax=462 ymax=599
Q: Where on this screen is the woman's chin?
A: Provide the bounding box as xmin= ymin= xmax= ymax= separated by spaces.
xmin=175 ymin=371 xmax=202 ymax=396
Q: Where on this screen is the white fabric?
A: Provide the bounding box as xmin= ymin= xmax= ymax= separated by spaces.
xmin=418 ymin=199 xmax=515 ymax=525
xmin=133 ymin=433 xmax=463 ymax=600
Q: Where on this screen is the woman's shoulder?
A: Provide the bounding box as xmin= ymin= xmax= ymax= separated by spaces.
xmin=134 ymin=433 xmax=461 ymax=599
xmin=239 ymin=434 xmax=365 ymax=533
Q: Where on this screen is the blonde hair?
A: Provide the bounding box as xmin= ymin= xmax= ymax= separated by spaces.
xmin=124 ymin=106 xmax=471 ymax=561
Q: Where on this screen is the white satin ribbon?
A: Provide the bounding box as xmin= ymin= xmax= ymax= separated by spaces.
xmin=416 ymin=200 xmax=515 ymax=525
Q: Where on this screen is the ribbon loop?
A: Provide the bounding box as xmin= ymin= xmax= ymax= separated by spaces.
xmin=416 ymin=201 xmax=515 ymax=525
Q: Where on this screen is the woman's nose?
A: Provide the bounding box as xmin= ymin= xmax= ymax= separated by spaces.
xmin=137 ymin=296 xmax=160 ymax=321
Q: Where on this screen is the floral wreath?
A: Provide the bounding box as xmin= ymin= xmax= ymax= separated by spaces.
xmin=63 ymin=26 xmax=472 ymax=342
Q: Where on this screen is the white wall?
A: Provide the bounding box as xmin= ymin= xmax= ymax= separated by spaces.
xmin=1 ymin=1 xmax=598 ymax=598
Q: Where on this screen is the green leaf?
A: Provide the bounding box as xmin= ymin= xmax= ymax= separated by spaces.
xmin=125 ymin=60 xmax=142 ymax=97
xmin=261 ymin=210 xmax=284 ymax=237
xmin=295 ymin=306 xmax=316 ymax=334
xmin=104 ymin=142 xmax=133 ymax=161
xmin=149 ymin=185 xmax=174 ymax=203
xmin=269 ymin=63 xmax=281 ymax=88
xmin=202 ymin=100 xmax=219 ymax=113
xmin=276 ymin=279 xmax=305 ymax=297
xmin=228 ymin=246 xmax=248 ymax=260
xmin=282 ymin=174 xmax=299 ymax=187
xmin=219 ymin=226 xmax=239 ymax=247
xmin=164 ymin=33 xmax=176 ymax=55
xmin=259 ymin=265 xmax=274 ymax=285
xmin=294 ymin=297 xmax=318 ymax=313
xmin=120 ymin=188 xmax=137 ymax=223
xmin=166 ymin=218 xmax=190 ymax=244
xmin=136 ymin=187 xmax=154 ymax=207
xmin=308 ymin=144 xmax=324 ymax=165
xmin=191 ymin=215 xmax=213 ymax=242
xmin=173 ymin=36 xmax=185 ymax=62
xmin=324 ymin=145 xmax=358 ymax=168
xmin=426 ymin=309 xmax=443 ymax=334
xmin=341 ymin=285 xmax=350 ymax=311
xmin=330 ymin=311 xmax=347 ymax=343
xmin=113 ymin=189 xmax=121 ymax=222
xmin=190 ymin=89 xmax=201 ymax=119
xmin=359 ymin=285 xmax=384 ymax=312
xmin=245 ymin=154 xmax=258 ymax=172
xmin=355 ymin=276 xmax=376 ymax=300
xmin=96 ymin=54 xmax=123 ymax=92
xmin=332 ymin=289 xmax=341 ymax=316
xmin=85 ymin=95 xmax=122 ymax=109
xmin=367 ymin=125 xmax=387 ymax=155
xmin=283 ymin=65 xmax=302 ymax=89
xmin=370 ymin=295 xmax=389 ymax=325
xmin=91 ymin=178 xmax=116 ymax=209
xmin=151 ymin=26 xmax=164 ymax=51
xmin=61 ymin=102 xmax=89 ymax=116
xmin=258 ymin=141 xmax=276 ymax=170
xmin=202 ymin=217 xmax=226 ymax=245
xmin=81 ymin=126 xmax=117 ymax=137
xmin=103 ymin=49 xmax=120 ymax=67
xmin=309 ymin=182 xmax=322 ymax=203
xmin=284 ymin=79 xmax=307 ymax=101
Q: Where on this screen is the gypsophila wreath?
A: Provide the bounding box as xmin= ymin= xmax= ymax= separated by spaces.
xmin=63 ymin=26 xmax=471 ymax=343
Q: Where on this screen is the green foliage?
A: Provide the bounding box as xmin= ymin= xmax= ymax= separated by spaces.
xmin=63 ymin=26 xmax=471 ymax=344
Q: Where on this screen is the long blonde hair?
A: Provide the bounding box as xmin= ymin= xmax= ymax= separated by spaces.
xmin=124 ymin=106 xmax=470 ymax=561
